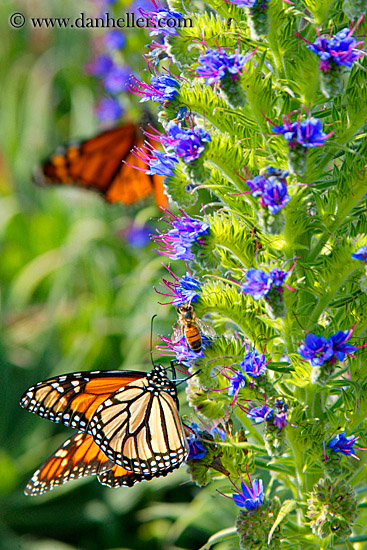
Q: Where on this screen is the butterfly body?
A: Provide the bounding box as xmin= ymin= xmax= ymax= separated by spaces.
xmin=34 ymin=123 xmax=167 ymax=208
xmin=20 ymin=363 xmax=188 ymax=495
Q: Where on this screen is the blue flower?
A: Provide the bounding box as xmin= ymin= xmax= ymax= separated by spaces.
xmin=269 ymin=267 xmax=289 ymax=287
xmin=104 ymin=66 xmax=131 ymax=93
xmin=197 ymin=48 xmax=252 ymax=85
xmin=233 ymin=0 xmax=257 ymax=6
xmin=124 ymin=224 xmax=151 ymax=248
xmin=138 ymin=7 xmax=184 ymax=36
xmin=104 ymin=30 xmax=126 ymax=51
xmin=228 ymin=369 xmax=247 ymax=397
xmin=246 ymin=175 xmax=267 ymax=197
xmin=96 ymin=97 xmax=123 ymax=122
xmin=232 ymin=479 xmax=265 ymax=510
xmin=327 ymin=432 xmax=358 ymax=458
xmin=295 ymin=118 xmax=330 ymax=148
xmin=271 ymin=120 xmax=299 ymax=141
xmin=240 ymin=269 xmax=274 ymax=300
xmin=272 ymin=117 xmax=332 ymax=148
xmin=307 ymin=28 xmax=364 ymax=69
xmin=157 ymin=334 xmax=211 ymax=368
xmin=352 ymin=245 xmax=367 ymax=262
xmin=187 ymin=423 xmax=207 ymax=460
xmin=129 ymin=74 xmax=180 ymax=104
xmin=273 ymin=399 xmax=289 ymax=429
xmin=260 ymin=178 xmax=291 ymax=214
xmin=240 ymin=350 xmax=267 ymax=377
xmin=86 ymin=54 xmax=114 ymax=78
xmin=147 ymin=151 xmax=177 ymax=177
xmin=246 ymin=405 xmax=274 ymax=424
xmin=152 ymin=211 xmax=210 ymax=261
xmin=328 ymin=329 xmax=357 ymax=361
xmin=297 ymin=334 xmax=334 ymax=366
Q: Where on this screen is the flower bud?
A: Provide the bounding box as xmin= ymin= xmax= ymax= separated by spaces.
xmin=236 ymin=497 xmax=282 ymax=549
xmin=247 ymin=3 xmax=270 ymax=40
xmin=306 ymin=478 xmax=358 ymax=540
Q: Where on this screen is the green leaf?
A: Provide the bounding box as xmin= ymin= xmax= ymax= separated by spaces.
xmin=268 ymin=499 xmax=297 ymax=544
xmin=199 ymin=526 xmax=238 ymax=550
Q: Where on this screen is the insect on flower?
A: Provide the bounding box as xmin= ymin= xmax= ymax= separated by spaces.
xmin=172 ymin=303 xmax=216 ymax=353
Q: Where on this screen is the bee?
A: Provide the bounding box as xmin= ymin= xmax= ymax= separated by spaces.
xmin=172 ymin=303 xmax=216 ymax=353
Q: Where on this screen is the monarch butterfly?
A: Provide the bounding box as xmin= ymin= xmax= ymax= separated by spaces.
xmin=33 ymin=123 xmax=167 ymax=208
xmin=20 ymin=363 xmax=189 ymax=494
xmin=24 ymin=432 xmax=153 ymax=496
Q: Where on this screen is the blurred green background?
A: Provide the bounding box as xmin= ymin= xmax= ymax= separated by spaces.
xmin=0 ymin=1 xmax=237 ymax=549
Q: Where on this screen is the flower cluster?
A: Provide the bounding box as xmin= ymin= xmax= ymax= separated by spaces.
xmin=306 ymin=27 xmax=364 ymax=71
xmin=157 ymin=334 xmax=211 ymax=367
xmin=297 ymin=327 xmax=362 ymax=367
xmin=152 ymin=211 xmax=210 ymax=261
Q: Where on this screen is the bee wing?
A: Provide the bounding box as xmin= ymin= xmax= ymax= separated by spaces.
xmin=172 ymin=325 xmax=185 ymax=343
xmin=196 ymin=319 xmax=216 ymax=338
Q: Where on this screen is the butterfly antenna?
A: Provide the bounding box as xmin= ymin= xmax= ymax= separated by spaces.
xmin=175 ymin=369 xmax=201 ymax=386
xmin=150 ymin=314 xmax=158 ymax=367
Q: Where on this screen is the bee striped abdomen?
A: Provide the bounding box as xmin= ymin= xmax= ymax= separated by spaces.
xmin=185 ymin=325 xmax=202 ymax=352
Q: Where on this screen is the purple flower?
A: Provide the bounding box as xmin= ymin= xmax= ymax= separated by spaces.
xmin=197 ymin=48 xmax=252 ymax=85
xmin=273 ymin=399 xmax=288 ymax=429
xmin=139 ymin=7 xmax=184 ymax=36
xmin=157 ymin=271 xmax=201 ymax=306
xmin=307 ymin=28 xmax=364 ymax=69
xmin=161 ymin=121 xmax=211 ymax=163
xmin=269 ymin=267 xmax=289 ymax=287
xmin=352 ymin=245 xmax=367 ymax=262
xmin=240 ymin=269 xmax=274 ymax=300
xmin=246 ymin=175 xmax=267 ymax=197
xmin=95 ymin=97 xmax=123 ymax=122
xmin=128 ymin=74 xmax=180 ymax=104
xmin=152 ymin=211 xmax=210 ymax=261
xmin=260 ymin=178 xmax=291 ymax=214
xmin=327 ymin=432 xmax=359 ymax=459
xmin=187 ymin=423 xmax=207 ymax=460
xmin=246 ymin=405 xmax=274 ymax=424
xmin=104 ymin=30 xmax=126 ymax=51
xmin=125 ymin=224 xmax=152 ymax=247
xmin=147 ymin=150 xmax=177 ymax=177
xmin=297 ymin=334 xmax=334 ymax=366
xmin=295 ymin=118 xmax=330 ymax=148
xmin=130 ymin=144 xmax=177 ymax=179
xmin=271 ymin=120 xmax=299 ymax=141
xmin=328 ymin=329 xmax=357 ymax=361
xmin=240 ymin=350 xmax=267 ymax=377
xmin=157 ymin=334 xmax=210 ymax=368
xmin=104 ymin=66 xmax=131 ymax=93
xmin=228 ymin=369 xmax=247 ymax=400
xmin=232 ymin=479 xmax=264 ymax=510
xmin=86 ymin=54 xmax=114 ymax=78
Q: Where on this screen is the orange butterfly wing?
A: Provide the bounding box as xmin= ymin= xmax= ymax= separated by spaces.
xmin=20 ymin=370 xmax=146 ymax=433
xmin=34 ymin=124 xmax=167 ymax=208
xmin=25 ymin=432 xmax=146 ymax=496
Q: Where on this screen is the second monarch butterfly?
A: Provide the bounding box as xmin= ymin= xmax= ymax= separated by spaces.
xmin=33 ymin=123 xmax=168 ymax=209
xmin=20 ymin=363 xmax=189 ymax=494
